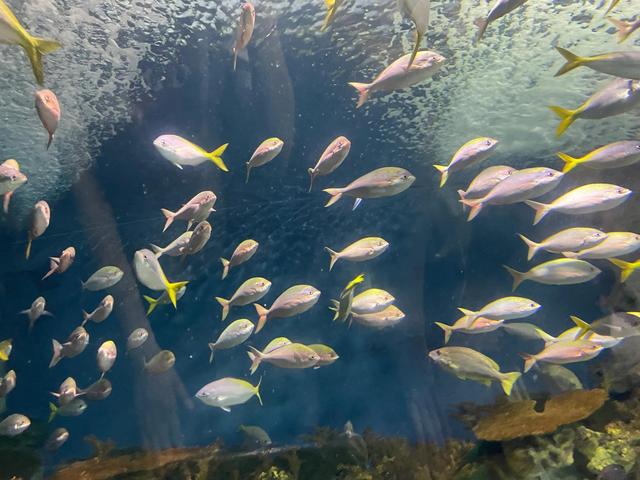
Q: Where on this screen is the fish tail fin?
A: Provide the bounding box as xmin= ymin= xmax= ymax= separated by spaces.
xmin=150 ymin=244 xmax=163 ymax=257
xmin=407 ymin=31 xmax=423 ymax=68
xmin=25 ymin=237 xmax=33 ymax=260
xmin=47 ymin=132 xmax=54 ymax=150
xmin=321 ymin=5 xmax=336 ymax=32
xmin=248 ymin=346 xmax=264 ymax=375
xmin=41 ymin=266 xmax=56 ymax=281
xmin=457 ymin=307 xmax=474 ymax=317
xmin=308 ymin=168 xmax=317 ymax=192
xmin=3 ymin=192 xmax=12 ymax=214
xmin=329 ymin=299 xmax=340 ymax=321
xmin=500 ymin=372 xmax=521 ymax=396
xmin=220 ymin=257 xmax=230 ymax=279
xmin=233 ymin=47 xmax=238 ymax=71
xmin=160 ymin=208 xmax=175 ymax=232
xmin=143 ymin=295 xmax=158 ymax=316
xmin=554 ymin=46 xmax=588 ymax=76
xmin=48 ymin=402 xmax=58 ymax=423
xmin=524 ymin=200 xmax=551 ymax=225
xmin=549 ymin=105 xmax=576 ymax=137
xmin=215 ymin=297 xmax=230 ymax=321
xmin=323 ymin=188 xmax=343 ymax=207
xmin=556 ymin=151 xmax=581 ymax=173
xmin=457 ymin=189 xmax=467 ymax=201
xmin=534 ymin=327 xmax=557 ymax=345
xmin=459 ymin=198 xmax=482 ymax=221
xmin=81 ymin=310 xmax=90 ymax=327
xmin=208 ymin=343 xmax=216 ymax=363
xmin=254 ymin=304 xmax=269 ymax=333
xmin=245 ymin=164 xmax=252 ymax=184
xmin=166 ymin=281 xmax=189 ymax=308
xmin=503 ymin=265 xmax=526 ymax=291
xmin=434 ymin=322 xmax=453 ymax=344
xmin=570 ymin=315 xmax=592 ymax=338
xmin=609 ymin=258 xmax=637 ymax=282
xmin=474 ymin=17 xmax=489 ymax=42
xmin=324 ymin=247 xmax=339 ymax=271
xmin=22 ymin=36 xmax=61 ymax=86
xmin=255 ymin=376 xmax=263 ymax=405
xmin=517 ymin=233 xmax=540 ymax=261
xmin=432 ymin=164 xmax=449 ymax=188
xmin=49 ymin=339 xmax=62 ymax=368
xmin=208 ymin=143 xmax=229 ymax=172
xmin=348 ymin=82 xmax=370 ymax=108
xmin=607 ymin=17 xmax=632 ymax=43
xmin=521 ymin=353 xmax=537 ymax=373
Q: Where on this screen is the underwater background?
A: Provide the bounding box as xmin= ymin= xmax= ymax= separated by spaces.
xmin=1 ymin=0 xmax=640 ymax=478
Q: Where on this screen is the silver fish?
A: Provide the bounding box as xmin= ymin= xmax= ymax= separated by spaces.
xmin=150 ymin=231 xmax=193 ymax=258
xmin=434 ymin=137 xmax=499 ymax=187
xmin=563 ymin=232 xmax=640 ymax=259
xmin=49 ymin=397 xmax=87 ymax=421
xmin=522 ymin=339 xmax=603 ymax=372
xmin=557 ymin=140 xmax=640 ymax=173
xmin=126 ymin=328 xmax=149 ymax=352
xmin=608 ymin=16 xmax=640 ymax=44
xmin=475 ymin=0 xmax=528 ymax=42
xmin=42 ymin=246 xmax=76 ymax=280
xmin=351 ymin=289 xmax=395 ymax=315
xmin=50 ymin=327 xmax=89 ymax=368
xmin=232 ymin=2 xmax=256 ymax=71
xmin=144 ymin=350 xmax=175 ymax=374
xmin=45 ymin=427 xmax=69 ymax=451
xmin=457 ymin=165 xmax=516 ymax=200
xmin=182 ymin=221 xmax=211 ymax=256
xmin=518 ymin=228 xmax=607 ymax=261
xmin=0 ymin=413 xmax=30 ymax=436
xmin=308 ymin=136 xmax=351 ymax=191
xmin=0 ymin=161 xmax=27 ymax=196
xmin=216 ymin=277 xmax=272 ymax=321
xmin=220 ymin=239 xmax=259 ymax=280
xmin=20 ymin=296 xmax=52 ymax=333
xmin=195 ymin=377 xmax=261 ymax=412
xmin=51 ymin=377 xmax=80 ymax=406
xmin=97 ymin=340 xmax=117 ymax=378
xmin=82 ymin=266 xmax=124 ymax=291
xmin=79 ymin=378 xmax=113 ymax=401
xmin=504 ymin=259 xmax=601 ymax=290
xmin=351 ymin=305 xmax=405 ymax=329
xmin=254 ymin=284 xmax=321 ymax=333
xmin=26 ymin=200 xmax=50 ymax=259
xmin=246 ymin=138 xmax=284 ymax=183
xmin=82 ymin=295 xmax=114 ymax=326
xmin=325 ymin=237 xmax=389 ymax=271
xmin=133 ymin=249 xmax=188 ymax=308
xmin=247 ymin=343 xmax=320 ymax=374
xmin=160 ymin=190 xmax=216 ymax=232
xmin=555 ymin=47 xmax=640 ymax=80
xmin=35 ymin=89 xmax=61 ymax=149
xmin=208 ymin=319 xmax=254 ymax=362
xmin=0 ymin=370 xmax=16 ymax=398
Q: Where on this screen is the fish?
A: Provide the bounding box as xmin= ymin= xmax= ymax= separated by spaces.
xmin=576 ymin=312 xmax=640 ymax=339
xmin=324 ymin=167 xmax=416 ymax=209
xmin=48 ymin=398 xmax=87 ymax=422
xmin=254 ymin=285 xmax=321 ymax=333
xmin=25 ymin=200 xmax=50 ymax=259
xmin=537 ymin=364 xmax=584 ymax=392
xmin=143 ymin=285 xmax=187 ymax=316
xmin=0 ymin=161 xmax=27 ymax=209
xmin=501 ymin=322 xmax=548 ymax=341
xmin=554 ymin=320 xmax=622 ymax=349
xmin=435 ymin=316 xmax=505 ymax=344
xmin=556 ymin=140 xmax=640 ymax=173
xmin=504 ymin=259 xmax=601 ymax=290
xmin=0 ymin=339 xmax=11 ymax=361
xmin=232 ymin=2 xmax=256 ymax=71
xmin=50 ymin=377 xmax=81 ymax=406
xmin=144 ymin=350 xmax=175 ymax=374
xmin=0 ymin=0 xmax=61 ymax=85
xmin=97 ymin=341 xmax=117 ymax=379
xmin=150 ymin=231 xmax=193 ymax=258
xmin=216 ymin=277 xmax=272 ymax=321
xmin=208 ymin=319 xmax=255 ymax=362
xmin=262 ymin=337 xmax=293 ymax=354
xmin=351 ymin=288 xmax=395 ymax=315
xmin=49 ymin=327 xmax=89 ymax=368
xmin=608 ymin=17 xmax=640 ymax=44
xmin=0 ymin=414 xmax=30 ymax=437
xmin=42 ymin=246 xmax=76 ymax=280
xmin=459 ymin=167 xmax=563 ymax=221
xmin=348 ymin=51 xmax=446 ymax=108
xmin=521 ymin=339 xmax=603 ymax=373
xmin=609 ymin=258 xmax=640 ymax=283
xmin=458 ymin=296 xmax=540 ymax=324
xmin=247 ymin=343 xmax=320 ymax=374
xmin=82 ymin=295 xmax=114 ymax=326
xmin=517 ymin=228 xmax=607 ymax=261
xmin=195 ymin=377 xmax=261 ymax=412
xmin=328 ymin=274 xmax=365 ymax=323
xmin=325 ymin=237 xmax=389 ymax=271
xmin=555 ymin=47 xmax=640 ymax=79
xmin=474 ymin=0 xmax=528 ymax=42
xmin=428 ymin=346 xmax=521 ymax=396
xmin=525 ymin=184 xmax=632 ymax=225
xmin=308 ymin=136 xmax=351 ymax=191
xmin=457 ymin=165 xmax=516 ymax=200
xmin=433 ymin=137 xmax=499 ymax=188
xmin=126 ymin=328 xmax=149 ymax=353
xmin=563 ymin=232 xmax=640 ymax=259
xmin=398 ymin=0 xmax=430 ymax=68
xmin=82 ymin=266 xmax=124 ymax=291
xmin=308 ymin=344 xmax=340 ymax=368
xmin=153 ymin=135 xmax=228 ymax=171
xmin=20 ymin=296 xmax=52 ymax=333
xmin=550 ymin=78 xmax=640 ymax=137
xmin=160 ymin=190 xmax=217 ymax=232
xmin=220 ymin=239 xmax=259 ymax=280
xmin=45 ymin=427 xmax=69 ymax=451
xmin=239 ymin=424 xmax=272 ymax=447
xmin=181 ymin=221 xmax=211 ymax=256
xmin=133 ymin=249 xmax=189 ymax=308
xmin=321 ymin=0 xmax=344 ymax=31
xmin=0 ymin=370 xmax=15 ymax=398
xmin=246 ymin=138 xmax=284 ymax=183
xmin=351 ymin=305 xmax=405 ymax=329
xmin=79 ymin=378 xmax=112 ymax=401
xmin=35 ymin=89 xmax=61 ymax=149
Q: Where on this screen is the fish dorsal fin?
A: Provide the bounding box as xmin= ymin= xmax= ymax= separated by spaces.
xmin=325 ymin=0 xmax=335 ymax=8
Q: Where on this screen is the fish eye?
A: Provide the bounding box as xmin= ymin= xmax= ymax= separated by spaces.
xmin=594 ymin=233 xmax=602 ymax=237
xmin=529 ymin=303 xmax=535 ymax=307
xmin=635 ymin=144 xmax=640 ymax=151
xmin=617 ymin=188 xmax=626 ymax=194
xmin=485 ymin=140 xmax=491 ymax=146
xmin=547 ymin=171 xmax=554 ymax=176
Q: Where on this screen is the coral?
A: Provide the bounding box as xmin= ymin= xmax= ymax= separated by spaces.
xmin=256 ymin=466 xmax=294 ymax=480
xmin=472 ymin=389 xmax=608 ymax=441
xmin=574 ymin=423 xmax=640 ymax=474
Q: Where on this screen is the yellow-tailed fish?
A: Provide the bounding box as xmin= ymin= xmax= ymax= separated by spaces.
xmin=143 ymin=285 xmax=187 ymax=316
xmin=82 ymin=266 xmax=123 ymax=291
xmin=216 ymin=277 xmax=271 ymax=321
xmin=144 ymin=350 xmax=175 ymax=374
xmin=308 ymin=344 xmax=339 ymax=367
xmin=556 ymin=140 xmax=640 ymax=173
xmin=457 ymin=165 xmax=515 ymax=201
xmin=608 ymin=17 xmax=640 ymax=44
xmin=521 ymin=339 xmax=603 ymax=373
xmin=458 ymin=296 xmax=540 ymax=324
xmin=0 ymin=339 xmax=11 ymax=361
xmin=572 ymin=312 xmax=640 ymax=339
xmin=324 ymin=167 xmax=415 ymax=209
xmin=247 ymin=343 xmax=320 ymax=374
xmin=220 ymin=239 xmax=259 ymax=280
xmin=0 ymin=0 xmax=61 ymax=85
xmin=398 ymin=0 xmax=430 ymax=68
xmin=609 ymin=258 xmax=640 ymax=283
xmin=308 ymin=136 xmax=351 ymax=191
xmin=553 ymin=317 xmax=622 ymax=348
xmin=82 ymin=295 xmax=114 ymax=326
xmin=504 ymin=259 xmax=600 ymax=290
xmin=435 ymin=316 xmax=504 ymax=344
xmin=153 ymin=135 xmax=228 ymax=171
xmin=26 ymin=200 xmax=50 ymax=259
xmin=321 ymin=0 xmax=344 ymax=31
xmin=428 ymin=346 xmax=521 ymax=396
xmin=208 ymin=319 xmax=254 ymax=363
xmin=232 ymin=2 xmax=256 ymax=71
xmin=325 ymin=237 xmax=389 ymax=271
xmin=549 ymin=78 xmax=640 ymax=137
xmin=517 ymin=227 xmax=607 ymax=261
xmin=50 ymin=327 xmax=89 ymax=368
xmin=20 ymin=296 xmax=52 ymax=333
xmin=96 ymin=341 xmax=117 ymax=379
xmin=133 ymin=249 xmax=189 ymax=308
xmin=48 ymin=398 xmax=86 ymax=422
xmin=42 ymin=246 xmax=75 ymax=280
xmin=246 ymin=138 xmax=284 ymax=183
xmin=351 ymin=305 xmax=405 ymax=329
xmin=525 ymin=183 xmax=631 ymax=225
xmin=433 ymin=137 xmax=499 ymax=188
xmin=348 ymin=52 xmax=445 ymax=108
xmin=196 ymin=377 xmax=261 ymax=412
xmin=328 ymin=273 xmax=365 ymax=323
xmin=35 ymin=89 xmax=60 ymax=150
xmin=563 ymin=232 xmax=640 ymax=260
xmin=554 ymin=47 xmax=640 ymax=79
xmin=160 ymin=190 xmax=217 ymax=232
xmin=474 ymin=0 xmax=528 ymax=42
xmin=254 ymin=284 xmax=321 ymax=333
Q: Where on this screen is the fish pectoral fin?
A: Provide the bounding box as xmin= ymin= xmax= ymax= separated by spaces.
xmin=352 ymin=198 xmax=362 ymax=210
xmin=172 ymin=162 xmax=184 ymax=170
xmin=221 ymin=406 xmax=231 ymax=412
